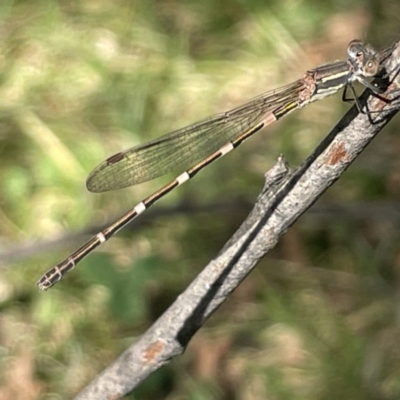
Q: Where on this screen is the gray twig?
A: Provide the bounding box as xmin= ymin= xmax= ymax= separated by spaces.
xmin=74 ymin=40 xmax=400 ymax=400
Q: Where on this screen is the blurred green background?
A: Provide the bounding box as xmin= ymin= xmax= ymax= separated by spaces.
xmin=1 ymin=1 xmax=400 ymax=399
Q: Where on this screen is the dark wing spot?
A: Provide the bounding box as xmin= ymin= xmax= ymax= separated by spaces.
xmin=106 ymin=152 xmax=125 ymax=164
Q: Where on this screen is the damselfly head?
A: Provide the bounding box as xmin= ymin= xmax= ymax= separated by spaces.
xmin=347 ymin=39 xmax=381 ymax=78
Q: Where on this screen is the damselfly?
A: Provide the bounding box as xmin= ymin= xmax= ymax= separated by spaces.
xmin=37 ymin=40 xmax=389 ymax=290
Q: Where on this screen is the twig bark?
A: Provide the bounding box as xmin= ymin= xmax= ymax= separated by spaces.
xmin=74 ymin=39 xmax=400 ymax=400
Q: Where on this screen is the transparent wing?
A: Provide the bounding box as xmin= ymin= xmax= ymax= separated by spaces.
xmin=87 ymin=80 xmax=303 ymax=192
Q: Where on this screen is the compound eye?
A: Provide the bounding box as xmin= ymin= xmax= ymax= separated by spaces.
xmin=363 ymin=58 xmax=380 ymax=77
xmin=348 ymin=39 xmax=364 ymax=59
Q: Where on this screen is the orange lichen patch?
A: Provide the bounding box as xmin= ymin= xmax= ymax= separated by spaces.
xmin=143 ymin=340 xmax=166 ymax=364
xmin=326 ymin=142 xmax=349 ymax=165
xmin=108 ymin=392 xmax=123 ymax=400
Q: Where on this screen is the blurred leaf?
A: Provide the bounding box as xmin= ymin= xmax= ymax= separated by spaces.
xmin=80 ymin=253 xmax=163 ymax=321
